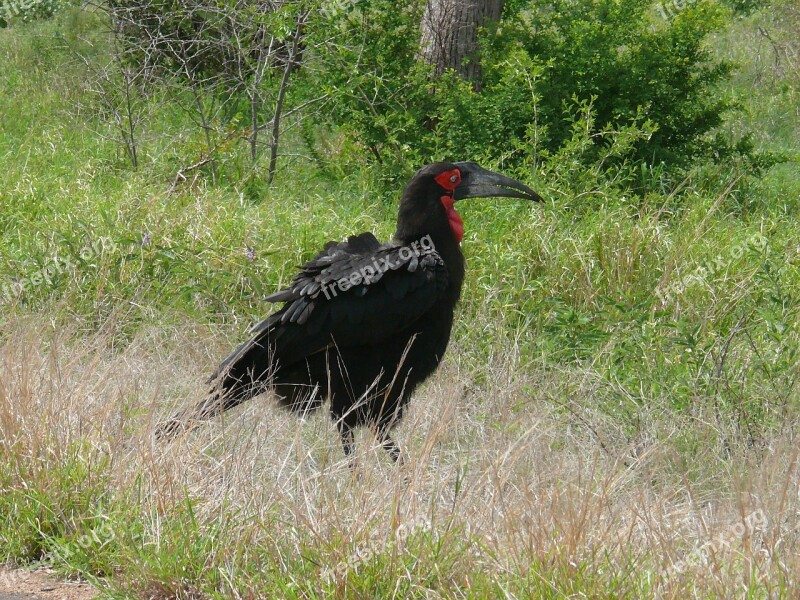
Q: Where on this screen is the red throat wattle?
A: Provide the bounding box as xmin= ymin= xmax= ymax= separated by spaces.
xmin=434 ymin=168 xmax=464 ymax=243
xmin=440 ymin=195 xmax=464 ymax=243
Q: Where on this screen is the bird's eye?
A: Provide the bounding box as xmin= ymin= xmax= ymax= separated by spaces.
xmin=450 ymin=174 xmax=458 ymax=183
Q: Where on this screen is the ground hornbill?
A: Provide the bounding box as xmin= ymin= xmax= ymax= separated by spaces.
xmin=158 ymin=162 xmax=542 ymax=461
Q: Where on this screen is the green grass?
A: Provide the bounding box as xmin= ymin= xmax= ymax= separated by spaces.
xmin=2 ymin=320 xmax=794 ymax=598
xmin=1 ymin=4 xmax=799 ymax=598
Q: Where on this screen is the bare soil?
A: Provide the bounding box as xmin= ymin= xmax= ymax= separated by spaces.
xmin=0 ymin=567 xmax=98 ymax=600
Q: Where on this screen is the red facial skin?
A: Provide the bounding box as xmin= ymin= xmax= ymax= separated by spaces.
xmin=434 ymin=169 xmax=464 ymax=243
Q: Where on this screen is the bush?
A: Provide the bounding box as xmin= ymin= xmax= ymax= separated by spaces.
xmin=500 ymin=0 xmax=735 ymax=168
xmin=307 ymin=0 xmax=768 ymax=188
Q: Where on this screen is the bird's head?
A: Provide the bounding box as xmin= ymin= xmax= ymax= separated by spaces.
xmin=395 ymin=161 xmax=542 ymax=245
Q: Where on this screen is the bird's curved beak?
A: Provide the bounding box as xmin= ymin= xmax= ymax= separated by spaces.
xmin=453 ymin=162 xmax=543 ymax=203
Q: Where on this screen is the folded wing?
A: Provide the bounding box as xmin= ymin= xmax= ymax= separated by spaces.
xmin=209 ymin=232 xmax=449 ymax=399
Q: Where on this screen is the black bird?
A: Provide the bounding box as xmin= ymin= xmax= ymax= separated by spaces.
xmin=159 ymin=162 xmax=542 ymax=461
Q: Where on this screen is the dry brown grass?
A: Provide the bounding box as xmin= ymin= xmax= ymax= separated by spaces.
xmin=1 ymin=315 xmax=798 ymax=598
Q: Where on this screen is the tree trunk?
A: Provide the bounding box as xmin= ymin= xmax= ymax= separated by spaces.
xmin=419 ymin=0 xmax=503 ymax=87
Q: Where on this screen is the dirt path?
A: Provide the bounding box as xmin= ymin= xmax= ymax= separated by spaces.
xmin=0 ymin=567 xmax=98 ymax=600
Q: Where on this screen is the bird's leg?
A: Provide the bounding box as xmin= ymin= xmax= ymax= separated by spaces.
xmin=337 ymin=421 xmax=356 ymax=462
xmin=377 ymin=429 xmax=404 ymax=465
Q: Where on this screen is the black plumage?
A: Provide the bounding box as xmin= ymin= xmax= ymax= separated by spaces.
xmin=158 ymin=162 xmax=541 ymax=461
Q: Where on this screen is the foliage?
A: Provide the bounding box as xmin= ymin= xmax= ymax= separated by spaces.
xmin=303 ymin=0 xmax=433 ymax=175
xmin=107 ymin=0 xmax=298 ymax=80
xmin=504 ymin=0 xmax=735 ymax=167
xmin=26 ymin=0 xmax=776 ymax=187
xmin=0 ymin=0 xmax=65 ymax=26
xmin=301 ymin=0 xmax=773 ymax=189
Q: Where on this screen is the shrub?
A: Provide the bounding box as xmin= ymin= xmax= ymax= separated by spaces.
xmin=307 ymin=0 xmax=767 ymax=188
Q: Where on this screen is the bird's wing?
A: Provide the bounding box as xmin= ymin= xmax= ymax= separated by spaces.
xmin=213 ymin=232 xmax=449 ymax=377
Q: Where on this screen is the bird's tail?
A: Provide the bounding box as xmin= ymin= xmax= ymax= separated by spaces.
xmin=155 ymin=333 xmax=278 ymax=441
xmin=155 ymin=389 xmax=228 ymax=440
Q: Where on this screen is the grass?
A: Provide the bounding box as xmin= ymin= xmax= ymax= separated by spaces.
xmin=1 ymin=3 xmax=800 ymax=597
xmin=1 ymin=318 xmax=797 ymax=597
